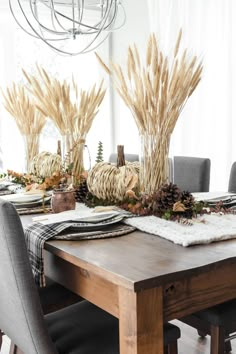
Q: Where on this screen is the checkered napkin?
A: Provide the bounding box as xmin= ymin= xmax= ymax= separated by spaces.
xmin=24 ymin=221 xmax=136 ymax=287
xmin=24 ymin=222 xmax=78 ymax=287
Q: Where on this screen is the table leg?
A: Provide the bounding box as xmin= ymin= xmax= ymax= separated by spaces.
xmin=118 ymin=286 xmax=164 ymax=354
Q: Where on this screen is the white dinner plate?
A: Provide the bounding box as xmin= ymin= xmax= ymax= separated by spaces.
xmin=4 ymin=194 xmax=49 ymax=204
xmin=67 ymin=214 xmax=125 ymax=231
xmin=13 ymin=196 xmax=51 ymax=209
xmin=73 ymin=212 xmax=119 ymax=223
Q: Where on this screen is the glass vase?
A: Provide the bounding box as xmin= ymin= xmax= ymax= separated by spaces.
xmin=61 ymin=133 xmax=90 ymax=185
xmin=139 ymin=133 xmax=170 ymax=194
xmin=61 ymin=132 xmax=73 ymax=162
xmin=23 ymin=133 xmax=40 ymax=173
xmin=71 ymin=137 xmax=88 ymax=184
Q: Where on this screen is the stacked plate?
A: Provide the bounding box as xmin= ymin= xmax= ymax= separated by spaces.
xmin=0 ymin=181 xmax=22 ymax=195
xmin=0 ymin=193 xmax=51 ymax=209
xmin=53 ymin=213 xmax=135 ymax=240
xmin=192 ymin=192 xmax=236 ymax=209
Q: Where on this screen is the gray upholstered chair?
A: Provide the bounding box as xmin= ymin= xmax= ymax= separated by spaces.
xmin=179 ymin=299 xmax=236 ymax=353
xmin=109 ymin=153 xmax=139 ymax=163
xmin=168 ymin=157 xmax=173 ymax=183
xmin=173 ymin=156 xmax=211 ymax=192
xmin=179 ymin=160 xmax=236 ymax=353
xmin=0 ymin=199 xmax=181 ymax=354
xmin=228 ymin=161 xmax=236 ymax=192
xmin=38 ymin=276 xmax=82 ymax=314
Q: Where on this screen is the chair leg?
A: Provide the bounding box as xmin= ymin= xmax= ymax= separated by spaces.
xmin=166 ymin=341 xmax=178 ymax=354
xmin=198 ymin=329 xmax=207 ymax=338
xmin=9 ymin=342 xmax=24 ymax=354
xmin=210 ymin=325 xmax=225 ymax=354
xmin=9 ymin=342 xmax=16 ymax=354
xmin=225 ymin=339 xmax=232 ymax=353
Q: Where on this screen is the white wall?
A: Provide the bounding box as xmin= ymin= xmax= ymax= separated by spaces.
xmin=109 ymin=0 xmax=150 ymax=155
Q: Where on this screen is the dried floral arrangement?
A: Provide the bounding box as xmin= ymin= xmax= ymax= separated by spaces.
xmin=119 ymin=183 xmax=236 ymax=223
xmin=75 ymin=180 xmax=233 ymax=223
xmin=119 ymin=183 xmax=207 ymax=221
xmin=1 ymin=83 xmax=46 ymax=172
xmin=7 ymin=150 xmax=66 ymax=191
xmin=23 ymin=66 xmax=106 ymax=181
xmin=7 ymin=170 xmax=44 ymax=188
xmin=6 ymin=169 xmax=66 ymax=191
xmin=96 ymin=29 xmax=203 ymax=193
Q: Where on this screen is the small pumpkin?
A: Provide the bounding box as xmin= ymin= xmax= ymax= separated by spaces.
xmin=29 ymin=151 xmax=62 ymax=178
xmin=87 ymin=146 xmax=139 ymax=202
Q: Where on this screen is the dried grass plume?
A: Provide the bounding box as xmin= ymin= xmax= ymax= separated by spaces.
xmin=95 ymin=30 xmax=203 ymax=193
xmin=23 ymin=66 xmax=106 ymax=180
xmin=1 ymin=83 xmax=46 ymax=172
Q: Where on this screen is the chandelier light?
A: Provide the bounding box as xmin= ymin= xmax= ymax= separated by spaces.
xmin=9 ymin=0 xmax=126 ymax=56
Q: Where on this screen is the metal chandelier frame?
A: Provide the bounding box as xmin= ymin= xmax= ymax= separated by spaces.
xmin=9 ymin=0 xmax=126 ymax=56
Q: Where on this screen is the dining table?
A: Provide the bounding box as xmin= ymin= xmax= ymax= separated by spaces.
xmin=21 ymin=212 xmax=236 ymax=354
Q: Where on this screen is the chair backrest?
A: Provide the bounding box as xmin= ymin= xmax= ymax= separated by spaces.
xmin=173 ymin=156 xmax=211 ymax=192
xmin=0 ymin=146 xmax=3 ymax=172
xmin=228 ymin=161 xmax=236 ymax=192
xmin=109 ymin=153 xmax=139 ymax=163
xmin=0 ymin=199 xmax=57 ymax=354
xmin=168 ymin=157 xmax=173 ymax=183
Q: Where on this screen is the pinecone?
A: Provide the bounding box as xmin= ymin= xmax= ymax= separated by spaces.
xmin=152 ymin=183 xmax=181 ymax=215
xmin=180 ymin=191 xmax=195 ymax=218
xmin=181 ymin=191 xmax=195 ymax=209
xmin=74 ymin=179 xmax=89 ymax=203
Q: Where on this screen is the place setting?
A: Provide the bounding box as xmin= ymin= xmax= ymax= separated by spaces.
xmin=0 ymin=190 xmax=52 ymax=214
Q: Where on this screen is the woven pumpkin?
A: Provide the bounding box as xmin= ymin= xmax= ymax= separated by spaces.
xmin=29 ymin=151 xmax=62 ymax=177
xmin=87 ymin=146 xmax=139 ymax=202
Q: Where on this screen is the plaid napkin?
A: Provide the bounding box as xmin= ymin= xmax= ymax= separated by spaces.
xmin=24 ymin=221 xmax=135 ymax=287
xmin=25 ymin=222 xmax=79 ymax=287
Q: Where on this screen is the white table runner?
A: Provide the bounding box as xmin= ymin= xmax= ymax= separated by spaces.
xmin=30 ymin=200 xmax=236 ymax=247
xmin=124 ymin=213 xmax=236 ymax=247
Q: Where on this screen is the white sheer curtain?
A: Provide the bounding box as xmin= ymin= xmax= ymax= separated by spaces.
xmin=147 ymin=0 xmax=236 ymax=191
xmin=0 ymin=2 xmax=111 ymax=173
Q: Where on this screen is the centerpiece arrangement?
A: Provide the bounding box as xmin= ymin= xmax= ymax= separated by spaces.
xmin=96 ymin=29 xmax=203 ymax=194
xmin=2 ymin=83 xmax=46 ymax=172
xmin=2 ymin=30 xmax=224 ymax=224
xmin=23 ymin=66 xmax=106 ymax=183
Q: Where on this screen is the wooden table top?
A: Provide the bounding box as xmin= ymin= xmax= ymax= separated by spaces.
xmin=44 ymin=229 xmax=236 ymax=291
xmin=22 ymin=212 xmax=236 ymax=353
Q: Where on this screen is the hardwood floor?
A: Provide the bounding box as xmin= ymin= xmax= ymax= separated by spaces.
xmin=1 ymin=321 xmax=236 ymax=353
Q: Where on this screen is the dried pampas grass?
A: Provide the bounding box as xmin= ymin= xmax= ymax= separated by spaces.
xmin=23 ymin=66 xmax=77 ymax=136
xmin=1 ymin=83 xmax=46 ymax=172
xmin=23 ymin=66 xmax=106 ymax=180
xmin=96 ymin=29 xmax=203 ymax=193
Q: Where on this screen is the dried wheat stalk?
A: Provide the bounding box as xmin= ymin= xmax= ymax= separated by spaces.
xmin=96 ymin=29 xmax=203 ymax=193
xmin=23 ymin=66 xmax=106 ymax=181
xmin=1 ymin=83 xmax=46 ymax=172
xmin=23 ymin=66 xmax=77 ymax=136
